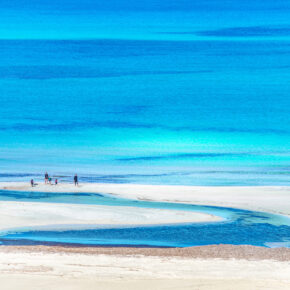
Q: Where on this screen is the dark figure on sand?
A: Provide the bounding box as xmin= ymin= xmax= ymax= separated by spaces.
xmin=45 ymin=172 xmax=49 ymax=184
xmin=30 ymin=179 xmax=34 ymax=187
xmin=55 ymin=178 xmax=58 ymax=185
xmin=74 ymin=174 xmax=78 ymax=186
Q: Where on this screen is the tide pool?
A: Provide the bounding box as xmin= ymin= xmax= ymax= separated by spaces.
xmin=0 ymin=190 xmax=289 ymax=248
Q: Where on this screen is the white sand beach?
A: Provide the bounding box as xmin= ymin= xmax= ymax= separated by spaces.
xmin=0 ymin=245 xmax=289 ymax=290
xmin=0 ymin=182 xmax=289 ymax=289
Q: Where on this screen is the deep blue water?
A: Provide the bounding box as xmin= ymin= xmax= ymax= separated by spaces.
xmin=0 ymin=1 xmax=289 ymax=185
xmin=0 ymin=190 xmax=289 ymax=247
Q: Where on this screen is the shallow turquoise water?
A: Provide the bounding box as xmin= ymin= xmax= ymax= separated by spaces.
xmin=0 ymin=190 xmax=289 ymax=248
xmin=0 ymin=1 xmax=289 ymax=185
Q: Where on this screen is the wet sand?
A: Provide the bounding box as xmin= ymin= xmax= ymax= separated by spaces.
xmin=2 ymin=244 xmax=290 ymax=261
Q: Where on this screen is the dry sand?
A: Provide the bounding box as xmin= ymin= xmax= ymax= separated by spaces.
xmin=0 ymin=245 xmax=289 ymax=290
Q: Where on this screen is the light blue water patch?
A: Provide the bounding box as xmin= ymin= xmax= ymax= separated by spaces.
xmin=0 ymin=39 xmax=289 ymax=185
xmin=0 ymin=190 xmax=289 ymax=247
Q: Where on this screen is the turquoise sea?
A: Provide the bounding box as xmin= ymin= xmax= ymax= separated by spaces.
xmin=0 ymin=0 xmax=289 ymax=185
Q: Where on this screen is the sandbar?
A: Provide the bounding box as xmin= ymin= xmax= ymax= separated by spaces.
xmin=1 ymin=182 xmax=289 ymax=216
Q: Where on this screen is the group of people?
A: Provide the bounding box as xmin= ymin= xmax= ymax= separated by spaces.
xmin=44 ymin=172 xmax=57 ymax=185
xmin=30 ymin=173 xmax=78 ymax=187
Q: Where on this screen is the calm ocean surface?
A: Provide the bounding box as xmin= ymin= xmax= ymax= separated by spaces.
xmin=0 ymin=0 xmax=289 ymax=185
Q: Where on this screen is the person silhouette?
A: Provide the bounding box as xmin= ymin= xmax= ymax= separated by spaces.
xmin=74 ymin=174 xmax=78 ymax=186
xmin=45 ymin=172 xmax=49 ymax=184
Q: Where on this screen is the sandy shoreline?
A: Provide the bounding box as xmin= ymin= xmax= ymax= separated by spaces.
xmin=0 ymin=182 xmax=289 ymax=289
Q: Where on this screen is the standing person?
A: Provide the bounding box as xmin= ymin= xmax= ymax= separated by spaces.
xmin=45 ymin=172 xmax=49 ymax=184
xmin=48 ymin=176 xmax=52 ymax=185
xmin=74 ymin=174 xmax=78 ymax=186
xmin=30 ymin=179 xmax=34 ymax=187
xmin=55 ymin=178 xmax=58 ymax=185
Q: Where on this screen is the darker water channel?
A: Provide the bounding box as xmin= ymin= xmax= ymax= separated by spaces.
xmin=0 ymin=190 xmax=289 ymax=248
